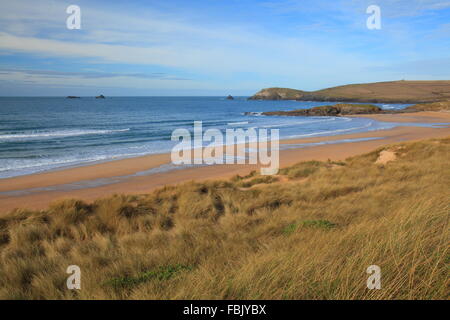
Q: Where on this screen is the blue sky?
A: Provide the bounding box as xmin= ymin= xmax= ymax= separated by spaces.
xmin=0 ymin=0 xmax=449 ymax=96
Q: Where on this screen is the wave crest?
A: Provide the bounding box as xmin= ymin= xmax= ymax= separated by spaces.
xmin=0 ymin=128 xmax=130 ymax=141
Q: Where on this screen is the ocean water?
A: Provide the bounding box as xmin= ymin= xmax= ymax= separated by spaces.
xmin=0 ymin=97 xmax=413 ymax=178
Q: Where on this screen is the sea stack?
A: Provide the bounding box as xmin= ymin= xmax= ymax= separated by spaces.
xmin=226 ymin=95 xmax=234 ymax=100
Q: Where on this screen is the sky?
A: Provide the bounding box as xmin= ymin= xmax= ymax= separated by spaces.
xmin=0 ymin=0 xmax=449 ymax=96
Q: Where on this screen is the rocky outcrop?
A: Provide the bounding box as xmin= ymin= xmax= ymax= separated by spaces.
xmin=248 ymin=88 xmax=305 ymax=100
xmin=66 ymin=96 xmax=80 ymax=99
xmin=226 ymin=95 xmax=234 ymax=100
xmin=261 ymin=104 xmax=382 ymax=117
xmin=249 ymin=100 xmax=450 ymax=118
xmin=96 ymin=94 xmax=106 ymax=99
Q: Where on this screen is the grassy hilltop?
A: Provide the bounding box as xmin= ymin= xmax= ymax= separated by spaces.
xmin=249 ymin=80 xmax=450 ymax=103
xmin=260 ymin=100 xmax=450 ymax=117
xmin=0 ymin=137 xmax=449 ymax=299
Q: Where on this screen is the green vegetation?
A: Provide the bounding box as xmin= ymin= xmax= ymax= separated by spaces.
xmin=105 ymin=264 xmax=193 ymax=289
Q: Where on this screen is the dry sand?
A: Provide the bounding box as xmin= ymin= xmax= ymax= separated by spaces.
xmin=1 ymin=111 xmax=449 ymax=214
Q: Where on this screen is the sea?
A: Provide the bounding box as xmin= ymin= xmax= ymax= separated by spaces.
xmin=0 ymin=96 xmax=423 ymax=179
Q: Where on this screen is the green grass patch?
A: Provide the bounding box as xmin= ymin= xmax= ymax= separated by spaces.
xmin=283 ymin=223 xmax=299 ymax=235
xmin=302 ymin=220 xmax=336 ymax=229
xmin=105 ymin=264 xmax=193 ymax=288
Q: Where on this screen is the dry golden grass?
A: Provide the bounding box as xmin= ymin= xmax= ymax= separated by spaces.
xmin=0 ymin=137 xmax=449 ymax=299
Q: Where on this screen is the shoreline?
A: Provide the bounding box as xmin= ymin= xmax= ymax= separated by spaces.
xmin=1 ymin=111 xmax=449 ymax=214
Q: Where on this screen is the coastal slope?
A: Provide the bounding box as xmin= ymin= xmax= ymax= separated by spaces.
xmin=0 ymin=137 xmax=448 ymax=299
xmin=249 ymin=80 xmax=450 ymax=103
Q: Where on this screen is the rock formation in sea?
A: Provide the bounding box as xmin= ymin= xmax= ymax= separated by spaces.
xmin=251 ymin=100 xmax=450 ymax=117
xmin=259 ymin=104 xmax=382 ymax=117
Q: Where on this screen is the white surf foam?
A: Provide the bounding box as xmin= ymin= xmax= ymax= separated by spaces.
xmin=0 ymin=128 xmax=130 ymax=140
xmin=285 ymin=122 xmax=374 ymax=139
xmin=227 ymin=121 xmax=249 ymax=126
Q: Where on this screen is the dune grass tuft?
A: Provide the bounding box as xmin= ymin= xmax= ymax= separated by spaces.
xmin=105 ymin=264 xmax=193 ymax=289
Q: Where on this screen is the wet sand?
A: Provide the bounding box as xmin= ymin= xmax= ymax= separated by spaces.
xmin=1 ymin=111 xmax=449 ymax=214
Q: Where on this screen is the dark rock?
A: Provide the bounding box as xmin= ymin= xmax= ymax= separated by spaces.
xmin=261 ymin=104 xmax=383 ymax=117
xmin=226 ymin=95 xmax=234 ymax=100
xmin=96 ymin=94 xmax=105 ymax=99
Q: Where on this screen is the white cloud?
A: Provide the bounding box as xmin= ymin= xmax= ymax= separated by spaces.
xmin=0 ymin=0 xmax=371 ymax=81
xmin=1 ymin=0 xmax=448 ymax=94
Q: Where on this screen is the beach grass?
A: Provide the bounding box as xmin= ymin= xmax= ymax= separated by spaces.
xmin=0 ymin=137 xmax=448 ymax=299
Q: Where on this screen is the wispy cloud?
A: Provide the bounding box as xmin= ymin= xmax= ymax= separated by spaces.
xmin=0 ymin=0 xmax=449 ymax=95
xmin=0 ymin=68 xmax=191 ymax=80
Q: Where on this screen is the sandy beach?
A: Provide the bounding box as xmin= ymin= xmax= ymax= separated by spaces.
xmin=1 ymin=111 xmax=449 ymax=214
